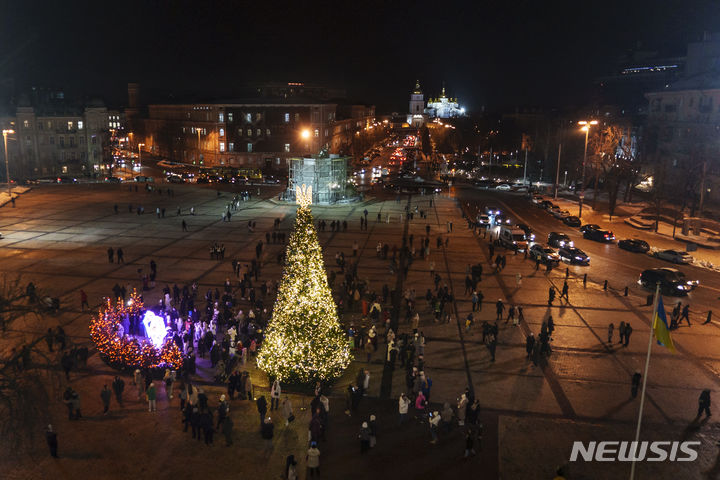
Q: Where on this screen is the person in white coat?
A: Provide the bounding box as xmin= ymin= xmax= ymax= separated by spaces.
xmin=271 ymin=379 xmax=281 ymax=410
xmin=398 ymin=393 xmax=410 ymax=425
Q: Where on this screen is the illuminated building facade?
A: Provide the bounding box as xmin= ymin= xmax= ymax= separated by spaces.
xmin=426 ymin=86 xmax=465 ymax=118
xmin=287 ymin=152 xmax=350 ymax=204
xmin=406 ymin=80 xmax=427 ymax=127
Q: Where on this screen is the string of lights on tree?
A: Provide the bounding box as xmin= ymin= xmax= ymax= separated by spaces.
xmin=257 ymin=185 xmax=352 ymax=383
xmin=89 ymin=290 xmax=183 ymax=370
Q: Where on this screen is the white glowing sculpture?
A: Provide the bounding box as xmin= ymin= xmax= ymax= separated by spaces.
xmin=295 ymin=184 xmax=312 ymax=208
xmin=142 ymin=311 xmax=169 ymax=348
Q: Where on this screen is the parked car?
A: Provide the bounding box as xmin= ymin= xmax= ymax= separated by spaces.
xmin=531 ymin=195 xmax=544 ymax=204
xmin=552 ymin=209 xmax=571 ymax=219
xmin=563 ymin=216 xmax=581 ymax=227
xmin=583 ymin=228 xmax=615 ymax=242
xmin=539 ymin=200 xmax=554 ymax=210
xmin=56 ymin=176 xmax=78 ymax=184
xmin=495 ymin=183 xmax=512 ymax=191
xmin=653 ymin=249 xmax=693 ymax=264
xmin=548 ymin=232 xmax=574 ymax=248
xmin=529 ymin=244 xmax=561 ymax=265
xmin=104 ymin=176 xmax=122 ymax=183
xmin=580 ymin=224 xmax=601 ymax=233
xmin=639 ymin=267 xmax=699 ymax=296
xmin=558 ymin=246 xmax=590 ymax=265
xmin=618 ymin=238 xmax=650 ymax=253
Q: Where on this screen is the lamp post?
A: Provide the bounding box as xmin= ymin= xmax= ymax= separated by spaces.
xmin=137 ymin=143 xmax=145 ymax=171
xmin=196 ymin=128 xmax=202 ymax=165
xmin=3 ymin=129 xmax=14 ymax=198
xmin=577 ymin=120 xmax=598 ymax=219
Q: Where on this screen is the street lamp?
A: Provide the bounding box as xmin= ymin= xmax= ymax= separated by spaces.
xmin=137 ymin=143 xmax=145 ymax=170
xmin=3 ymin=129 xmax=15 ymax=198
xmin=577 ymin=120 xmax=598 ymax=219
xmin=196 ymin=128 xmax=203 ymax=165
xmin=301 ymin=128 xmax=311 ymax=153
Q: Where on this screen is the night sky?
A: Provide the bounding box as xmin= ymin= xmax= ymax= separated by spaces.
xmin=2 ymin=0 xmax=719 ymax=112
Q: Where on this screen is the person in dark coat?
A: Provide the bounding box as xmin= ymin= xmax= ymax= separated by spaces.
xmin=222 ymin=416 xmax=234 ymax=446
xmin=100 ymin=385 xmax=112 ymax=414
xmin=112 ymin=376 xmax=125 ymax=407
xmin=256 ymin=395 xmax=268 ymax=425
xmin=631 ymin=371 xmax=641 ymax=398
xmin=201 ymin=408 xmax=214 ymax=445
xmin=698 ymin=390 xmax=712 ymax=418
xmin=525 ymin=333 xmax=535 ymax=359
xmin=46 ymin=425 xmax=58 ymax=458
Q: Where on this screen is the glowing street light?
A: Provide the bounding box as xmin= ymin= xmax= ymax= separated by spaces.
xmin=577 ymin=120 xmax=598 ymax=219
xmin=137 ymin=143 xmax=145 ymax=170
xmin=300 ymin=129 xmax=311 ymax=153
xmin=3 ymin=129 xmax=15 ymax=199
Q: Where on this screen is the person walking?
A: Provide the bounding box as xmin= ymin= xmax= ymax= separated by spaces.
xmin=107 ymin=247 xmax=114 ymax=263
xmin=608 ymin=323 xmax=614 ymax=344
xmin=698 ymin=390 xmax=712 ymax=418
xmin=681 ymin=304 xmax=691 ymax=326
xmin=359 ymin=421 xmax=371 ymax=453
xmin=631 ymin=371 xmax=641 ymax=398
xmin=561 ymin=281 xmax=569 ymax=301
xmin=495 ymin=299 xmax=504 ymax=322
xmin=307 ymin=442 xmax=321 ymax=476
xmin=618 ymin=321 xmax=626 ymax=345
xmin=271 ymin=379 xmax=281 ymax=410
xmin=256 ymin=395 xmax=268 ymax=425
xmin=525 ymin=333 xmax=535 ymax=359
xmin=282 ymin=396 xmax=294 ymax=426
xmin=624 ymin=323 xmax=633 ymax=347
xmin=46 ymin=425 xmax=58 ymax=458
xmin=146 ymin=382 xmax=157 ymax=412
xmin=116 ymin=248 xmax=124 ymax=264
xmin=398 ymin=393 xmax=410 ymax=424
xmin=100 ymin=384 xmax=112 ymax=415
xmin=704 ymin=310 xmax=713 ymax=325
xmin=80 ymin=289 xmax=89 ymax=311
xmin=182 ymin=219 xmax=188 ymax=232
xmin=112 ymin=376 xmax=124 ymax=407
xmin=548 ymin=287 xmax=555 ymax=306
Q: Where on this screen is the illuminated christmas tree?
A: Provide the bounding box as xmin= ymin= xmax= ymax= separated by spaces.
xmin=257 ymin=185 xmax=352 ymax=383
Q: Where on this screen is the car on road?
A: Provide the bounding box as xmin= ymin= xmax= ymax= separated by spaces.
xmin=639 ymin=267 xmax=699 ymax=296
xmin=653 ymin=249 xmax=693 ymax=264
xmin=563 ymin=216 xmax=581 ymax=227
xmin=548 ymin=232 xmax=574 ymax=248
xmin=583 ymin=227 xmax=615 ymax=242
xmin=580 ymin=224 xmax=601 ymax=233
xmin=477 ymin=214 xmax=491 ymax=228
xmin=618 ymin=238 xmax=650 ymax=253
xmin=499 ymin=226 xmax=529 ymax=252
xmin=57 ymin=176 xmax=78 ymax=184
xmin=104 ymin=176 xmax=122 ymax=183
xmin=495 ymin=183 xmax=512 ymax=191
xmin=531 ymin=195 xmax=544 ymax=204
xmin=558 ymin=246 xmax=590 ymax=265
xmin=485 ymin=205 xmax=501 ymax=215
xmin=516 ymin=223 xmax=535 ymax=241
xmin=494 ymin=214 xmax=512 ymax=225
xmin=529 ymin=244 xmax=561 ymax=265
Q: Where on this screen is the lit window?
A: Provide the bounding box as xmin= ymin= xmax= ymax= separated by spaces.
xmin=219 ymin=142 xmax=225 ymax=152
xmin=246 ymin=113 xmax=252 ymax=123
xmin=68 ymin=121 xmax=73 ymax=130
xmin=191 ymin=127 xmax=195 ymax=134
xmin=314 ymin=129 xmax=319 ymax=137
xmin=266 ymin=129 xmax=271 ymax=136
xmin=219 ymin=113 xmax=224 ymax=122
xmin=228 ymin=142 xmax=234 ymax=151
xmin=247 ymin=143 xmax=253 ymax=152
xmin=256 ymin=113 xmax=262 ymax=121
xmin=23 ymin=120 xmax=29 ymax=128
xmin=284 ymin=113 xmax=290 ymax=123
xmin=247 ymin=129 xmax=252 ymax=136
xmin=219 ymin=128 xmax=225 ymax=137
xmin=47 ymin=121 xmax=52 ymax=129
xmin=294 ymin=113 xmax=300 ymax=122
xmin=228 ymin=113 xmax=233 ymax=122
xmin=256 ymin=129 xmax=261 ymax=136
xmin=78 ymin=121 xmax=84 ymax=130
xmin=284 ymin=143 xmax=290 ymax=152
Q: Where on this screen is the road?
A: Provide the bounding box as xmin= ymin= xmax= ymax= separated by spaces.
xmin=455 ymin=185 xmax=720 ymax=317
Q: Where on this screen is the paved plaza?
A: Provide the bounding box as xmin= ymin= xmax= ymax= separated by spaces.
xmin=1 ymin=183 xmax=720 ymax=479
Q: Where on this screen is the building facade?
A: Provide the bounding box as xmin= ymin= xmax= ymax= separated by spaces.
xmin=407 ymin=81 xmax=426 ymax=127
xmin=426 ymin=86 xmax=465 ymax=118
xmin=287 ymin=153 xmax=350 ymax=204
xmin=1 ymin=99 xmax=110 ymax=179
xmin=131 ymin=98 xmax=374 ymax=170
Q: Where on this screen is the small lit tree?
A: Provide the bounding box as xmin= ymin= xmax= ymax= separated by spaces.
xmin=257 ymin=185 xmax=352 ymax=384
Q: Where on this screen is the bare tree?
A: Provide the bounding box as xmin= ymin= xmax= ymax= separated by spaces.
xmin=0 ymin=277 xmax=62 ymax=455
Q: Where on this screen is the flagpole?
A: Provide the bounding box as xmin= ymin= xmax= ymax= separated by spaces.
xmin=629 ymin=282 xmax=660 ymax=480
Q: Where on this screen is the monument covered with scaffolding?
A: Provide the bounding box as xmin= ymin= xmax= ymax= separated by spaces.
xmin=286 ymin=150 xmax=352 ymax=204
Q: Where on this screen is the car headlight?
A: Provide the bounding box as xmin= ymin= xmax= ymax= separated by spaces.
xmin=575 ymin=256 xmax=583 ymax=260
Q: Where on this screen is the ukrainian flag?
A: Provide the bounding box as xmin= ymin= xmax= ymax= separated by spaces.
xmin=654 ymin=296 xmax=676 ymax=353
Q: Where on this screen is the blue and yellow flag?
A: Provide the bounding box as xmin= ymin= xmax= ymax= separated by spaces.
xmin=654 ymin=296 xmax=676 ymax=353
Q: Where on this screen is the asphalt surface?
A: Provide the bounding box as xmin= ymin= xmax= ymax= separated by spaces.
xmin=456 ymin=186 xmax=720 ymax=316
